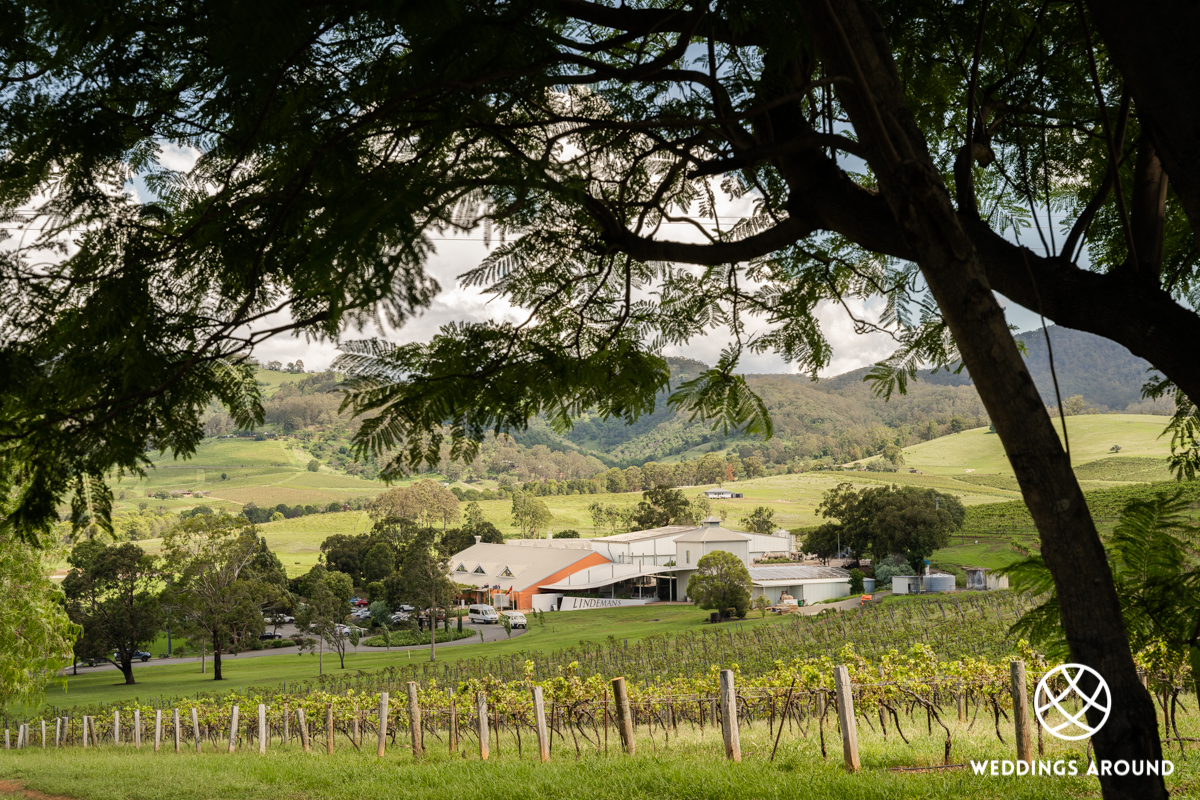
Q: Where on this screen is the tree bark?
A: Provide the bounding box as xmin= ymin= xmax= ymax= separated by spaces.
xmin=800 ymin=1 xmax=1166 ymax=797
xmin=212 ymin=634 xmax=223 ymax=681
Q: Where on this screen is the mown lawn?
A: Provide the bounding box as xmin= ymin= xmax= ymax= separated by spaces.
xmin=40 ymin=605 xmax=785 ymax=712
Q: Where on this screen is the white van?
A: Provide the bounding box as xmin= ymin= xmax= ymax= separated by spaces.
xmin=468 ymin=604 xmax=500 ymax=624
xmin=502 ymin=610 xmax=527 ymax=628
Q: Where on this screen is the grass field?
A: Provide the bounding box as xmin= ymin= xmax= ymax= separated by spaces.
xmin=0 ymin=724 xmax=1138 ymax=800
xmin=39 ymin=605 xmax=795 ymax=710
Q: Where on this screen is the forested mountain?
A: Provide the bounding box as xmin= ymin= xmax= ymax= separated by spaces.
xmin=922 ymin=326 xmax=1171 ymax=413
xmin=211 ymin=326 xmax=1167 ymax=481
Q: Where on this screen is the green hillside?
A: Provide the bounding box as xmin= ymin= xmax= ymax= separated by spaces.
xmin=897 ymin=413 xmax=1172 ymax=477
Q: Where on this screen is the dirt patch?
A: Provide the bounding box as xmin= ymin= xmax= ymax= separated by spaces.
xmin=0 ymin=780 xmax=78 ymax=800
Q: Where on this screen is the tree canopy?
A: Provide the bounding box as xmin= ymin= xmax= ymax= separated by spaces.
xmin=808 ymin=483 xmax=965 ymax=572
xmin=686 ymin=550 xmax=752 ymax=618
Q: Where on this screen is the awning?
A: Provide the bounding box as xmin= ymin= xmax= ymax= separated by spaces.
xmin=540 ymin=562 xmax=684 ymax=591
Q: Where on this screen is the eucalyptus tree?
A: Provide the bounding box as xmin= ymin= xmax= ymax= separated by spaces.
xmin=7 ymin=3 xmax=1200 ymax=794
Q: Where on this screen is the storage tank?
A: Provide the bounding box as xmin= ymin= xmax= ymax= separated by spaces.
xmin=925 ymin=574 xmax=956 ymax=593
xmin=863 ymin=578 xmax=876 ymax=593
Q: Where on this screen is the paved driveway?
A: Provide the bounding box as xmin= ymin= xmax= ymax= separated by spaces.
xmin=66 ymin=618 xmax=527 ymax=674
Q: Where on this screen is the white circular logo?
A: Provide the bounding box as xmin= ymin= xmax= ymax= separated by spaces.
xmin=1034 ymin=663 xmax=1111 ymax=741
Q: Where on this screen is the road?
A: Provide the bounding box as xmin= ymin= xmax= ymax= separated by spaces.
xmin=66 ymin=618 xmax=528 ymax=674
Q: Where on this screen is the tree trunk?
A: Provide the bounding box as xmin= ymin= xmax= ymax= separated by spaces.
xmin=212 ymin=635 xmax=223 ymax=681
xmin=120 ymin=660 xmax=135 ymax=686
xmin=801 ymin=1 xmax=1168 ymax=797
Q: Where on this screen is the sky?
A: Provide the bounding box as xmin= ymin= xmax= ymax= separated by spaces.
xmin=129 ymin=143 xmax=1047 ymax=379
xmin=245 ymin=228 xmax=1046 ymax=378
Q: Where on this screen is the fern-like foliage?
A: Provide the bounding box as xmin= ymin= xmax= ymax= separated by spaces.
xmin=999 ymin=490 xmax=1200 ymax=675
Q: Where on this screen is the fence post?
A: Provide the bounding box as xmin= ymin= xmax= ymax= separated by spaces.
xmin=532 ymin=687 xmax=550 ymax=763
xmin=154 ymin=711 xmax=162 ymax=752
xmin=447 ymin=688 xmax=457 ymax=754
xmin=175 ymin=709 xmax=182 ymax=753
xmin=297 ymin=708 xmax=310 ymax=753
xmin=258 ymin=704 xmax=267 ymax=755
xmin=833 ymin=665 xmax=860 ymax=773
xmin=228 ymin=705 xmax=239 ymax=753
xmin=476 ymin=692 xmax=489 ymax=761
xmin=377 ymin=692 xmax=389 ymax=757
xmin=283 ymin=705 xmax=289 ymax=746
xmin=190 ymin=708 xmax=198 ymax=753
xmin=133 ymin=710 xmax=141 ymax=749
xmin=40 ymin=720 xmax=46 ymax=749
xmin=407 ymin=682 xmax=423 ymax=757
xmin=1010 ymin=660 xmax=1033 ymax=767
xmin=55 ymin=718 xmax=61 ymax=749
xmin=957 ymin=681 xmax=964 ymax=723
xmin=16 ymin=725 xmax=24 ymax=750
xmin=719 ymin=669 xmax=742 ymax=763
xmin=82 ymin=717 xmax=88 ymax=749
xmin=325 ymin=703 xmax=334 ymax=756
xmin=611 ymin=677 xmax=635 ymax=755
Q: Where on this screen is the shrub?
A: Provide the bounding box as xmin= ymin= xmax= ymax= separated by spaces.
xmin=872 ymin=554 xmax=910 ymax=587
xmin=849 ymin=568 xmax=865 ymax=594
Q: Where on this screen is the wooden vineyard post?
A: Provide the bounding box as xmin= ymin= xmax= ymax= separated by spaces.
xmin=133 ymin=710 xmax=141 ymax=749
xmin=833 ymin=665 xmax=860 ymax=773
xmin=154 ymin=711 xmax=162 ymax=752
xmin=352 ymin=706 xmax=359 ymax=749
xmin=957 ymin=681 xmax=964 ymax=723
xmin=55 ymin=718 xmax=61 ymax=748
xmin=377 ymin=692 xmax=389 ymax=757
xmin=1010 ymin=660 xmax=1033 ymax=768
xmin=228 ymin=705 xmax=239 ymax=753
xmin=447 ymin=688 xmax=457 ymax=754
xmin=114 ymin=710 xmax=120 ymax=746
xmin=82 ymin=716 xmax=88 ymax=749
xmin=611 ymin=677 xmax=635 ymax=755
xmin=719 ymin=669 xmax=741 ymax=763
xmin=41 ymin=720 xmax=46 ymax=749
xmin=283 ymin=705 xmax=289 ymax=746
xmin=325 ymin=703 xmax=334 ymax=756
xmin=476 ymin=692 xmax=489 ymax=761
xmin=532 ymin=687 xmax=550 ymax=763
xmin=175 ymin=710 xmax=183 ymax=753
xmin=297 ymin=708 xmax=310 ymax=753
xmin=258 ymin=704 xmax=267 ymax=755
xmin=190 ymin=708 xmax=199 ymax=753
xmin=407 ymin=682 xmax=423 ymax=758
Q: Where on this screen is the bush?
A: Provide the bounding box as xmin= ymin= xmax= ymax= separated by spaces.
xmin=872 ymin=554 xmax=910 ymax=587
xmin=307 ymin=459 xmax=321 ymax=472
xmin=848 ymin=568 xmax=865 ymax=594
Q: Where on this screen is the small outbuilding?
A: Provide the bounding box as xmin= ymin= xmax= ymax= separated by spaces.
xmin=964 ymin=567 xmax=1009 ymax=591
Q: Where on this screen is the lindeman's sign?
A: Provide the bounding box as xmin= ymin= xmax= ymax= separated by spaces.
xmin=559 ymin=597 xmax=652 ymax=610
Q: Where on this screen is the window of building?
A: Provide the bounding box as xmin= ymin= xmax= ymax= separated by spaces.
xmin=455 ymin=563 xmax=467 ymax=572
xmin=500 ymin=566 xmax=513 ymax=577
xmin=473 ymin=565 xmax=486 ymax=574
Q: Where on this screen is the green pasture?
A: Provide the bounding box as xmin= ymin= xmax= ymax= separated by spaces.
xmin=899 ymin=414 xmax=1172 ymax=476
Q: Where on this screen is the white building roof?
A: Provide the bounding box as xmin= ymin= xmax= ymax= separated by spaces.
xmin=447 ymin=542 xmax=602 ymax=591
xmin=747 ymin=565 xmax=850 ymax=582
xmin=674 ymin=526 xmax=751 ymax=543
xmin=592 ymin=525 xmax=696 ymax=544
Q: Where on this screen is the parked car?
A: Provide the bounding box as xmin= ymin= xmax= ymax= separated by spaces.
xmin=259 ymin=632 xmax=284 ymax=641
xmin=350 ymin=608 xmax=371 ymax=620
xmin=397 ymin=604 xmax=415 ymax=612
xmin=502 ymin=610 xmax=527 ymax=629
xmin=390 ymin=612 xmax=410 ymax=624
xmin=334 ymin=623 xmax=367 ymax=636
xmin=98 ymin=650 xmax=151 ymax=665
xmin=467 ymin=604 xmax=500 ymax=624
